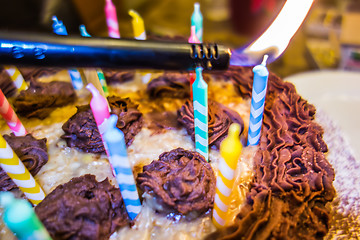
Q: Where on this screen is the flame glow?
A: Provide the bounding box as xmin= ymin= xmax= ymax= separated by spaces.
xmin=231 ymin=0 xmax=314 ymax=66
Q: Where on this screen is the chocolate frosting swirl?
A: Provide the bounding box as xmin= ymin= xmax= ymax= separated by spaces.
xmin=0 ymin=67 xmax=17 ymax=98
xmin=208 ymin=66 xmax=335 ymax=239
xmin=61 ymin=97 xmax=143 ymax=153
xmin=137 ymin=148 xmax=216 ymax=219
xmin=17 ymin=67 xmax=61 ymax=81
xmin=177 ymin=99 xmax=244 ymax=149
xmin=147 ymin=72 xmax=190 ymax=98
xmin=102 ymin=69 xmax=135 ymax=84
xmin=13 ymin=80 xmax=76 ymax=119
xmin=0 ymin=133 xmax=48 ymax=191
xmin=35 ymin=174 xmax=129 ymax=240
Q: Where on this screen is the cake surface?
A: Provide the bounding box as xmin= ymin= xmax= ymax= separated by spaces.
xmin=0 ymin=66 xmax=348 ymax=239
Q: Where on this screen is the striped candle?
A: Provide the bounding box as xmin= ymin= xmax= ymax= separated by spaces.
xmin=105 ymin=0 xmax=121 ymax=38
xmin=0 ymin=89 xmax=26 ymax=136
xmin=4 ymin=66 xmax=28 ymax=92
xmin=193 ymin=67 xmax=208 ymax=161
xmin=103 ymin=115 xmax=141 ymax=220
xmin=129 ymin=10 xmax=146 ymax=40
xmin=0 ymin=192 xmax=52 ymax=240
xmin=0 ymin=135 xmax=45 ymax=205
xmin=212 ymin=123 xmax=242 ymax=228
xmin=247 ymin=55 xmax=269 ymax=146
xmin=191 ymin=2 xmax=203 ymax=43
xmin=86 ymin=83 xmax=110 ymax=136
xmin=52 ymin=16 xmax=84 ymax=90
xmin=188 ymin=26 xmax=200 ymax=99
xmin=79 ymin=25 xmax=109 ymax=97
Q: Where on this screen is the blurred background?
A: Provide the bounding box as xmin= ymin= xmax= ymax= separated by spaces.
xmin=0 ymin=0 xmax=357 ymax=77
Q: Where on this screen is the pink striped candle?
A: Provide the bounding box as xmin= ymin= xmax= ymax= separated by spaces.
xmin=86 ymin=83 xmax=110 ymax=136
xmin=105 ymin=0 xmax=121 ymax=38
xmin=0 ymin=89 xmax=26 ymax=136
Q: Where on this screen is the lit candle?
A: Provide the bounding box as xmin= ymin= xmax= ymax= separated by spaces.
xmin=4 ymin=66 xmax=28 ymax=93
xmin=191 ymin=2 xmax=203 ymax=43
xmin=212 ymin=123 xmax=242 ymax=228
xmin=105 ymin=0 xmax=121 ymax=38
xmin=247 ymin=55 xmax=269 ymax=146
xmin=193 ymin=67 xmax=208 ymax=161
xmin=0 ymin=135 xmax=45 ymax=205
xmin=0 ymin=192 xmax=52 ymax=240
xmin=52 ymin=16 xmax=84 ymax=90
xmin=79 ymin=25 xmax=109 ymax=97
xmin=129 ymin=10 xmax=146 ymax=40
xmin=0 ymin=89 xmax=27 ymax=136
xmin=103 ymin=115 xmax=141 ymax=220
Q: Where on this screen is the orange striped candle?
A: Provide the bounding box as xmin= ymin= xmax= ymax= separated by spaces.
xmin=0 ymin=135 xmax=45 ymax=205
xmin=212 ymin=123 xmax=242 ymax=228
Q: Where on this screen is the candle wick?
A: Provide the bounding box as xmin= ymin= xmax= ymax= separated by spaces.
xmin=261 ymin=55 xmax=269 ymax=66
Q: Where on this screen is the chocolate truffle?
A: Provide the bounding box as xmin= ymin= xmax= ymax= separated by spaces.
xmin=61 ymin=97 xmax=143 ymax=154
xmin=13 ymin=80 xmax=76 ymax=119
xmin=177 ymin=99 xmax=244 ymax=149
xmin=35 ymin=174 xmax=129 ymax=240
xmin=137 ymin=148 xmax=216 ymax=220
xmin=0 ymin=133 xmax=48 ymax=191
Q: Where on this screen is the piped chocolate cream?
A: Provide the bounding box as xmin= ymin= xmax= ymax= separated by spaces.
xmin=207 ymin=66 xmax=336 ymax=239
xmin=35 ymin=174 xmax=129 ymax=240
xmin=18 ymin=67 xmax=61 ymax=81
xmin=147 ymin=72 xmax=190 ymax=98
xmin=137 ymin=148 xmax=216 ymax=221
xmin=0 ymin=133 xmax=48 ymax=191
xmin=61 ymin=97 xmax=143 ymax=153
xmin=103 ymin=69 xmax=135 ymax=84
xmin=0 ymin=67 xmax=17 ymax=98
xmin=13 ymin=80 xmax=76 ymax=119
xmin=177 ymin=99 xmax=244 ymax=149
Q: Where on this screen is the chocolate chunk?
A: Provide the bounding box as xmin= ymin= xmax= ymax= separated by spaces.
xmin=137 ymin=148 xmax=216 ymax=220
xmin=35 ymin=174 xmax=129 ymax=240
xmin=61 ymin=97 xmax=143 ymax=154
xmin=0 ymin=134 xmax=48 ymax=191
xmin=0 ymin=67 xmax=17 ymax=98
xmin=102 ymin=69 xmax=135 ymax=84
xmin=177 ymin=99 xmax=244 ymax=149
xmin=147 ymin=72 xmax=190 ymax=98
xmin=13 ymin=80 xmax=76 ymax=119
xmin=17 ymin=67 xmax=61 ymax=81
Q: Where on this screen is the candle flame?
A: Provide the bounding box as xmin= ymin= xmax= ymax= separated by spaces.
xmin=230 ymin=0 xmax=314 ymax=66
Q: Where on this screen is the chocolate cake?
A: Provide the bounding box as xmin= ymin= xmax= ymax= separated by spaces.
xmin=0 ymin=65 xmax=341 ymax=240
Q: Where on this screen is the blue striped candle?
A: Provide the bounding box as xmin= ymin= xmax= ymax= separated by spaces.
xmin=103 ymin=115 xmax=141 ymax=220
xmin=79 ymin=25 xmax=109 ymax=96
xmin=247 ymin=55 xmax=269 ymax=146
xmin=191 ymin=3 xmax=203 ymax=43
xmin=52 ymin=16 xmax=83 ymax=90
xmin=193 ymin=67 xmax=208 ymax=161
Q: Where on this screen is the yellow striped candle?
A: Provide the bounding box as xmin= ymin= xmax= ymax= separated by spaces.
xmin=0 ymin=135 xmax=45 ymax=205
xmin=212 ymin=123 xmax=242 ymax=228
xmin=4 ymin=66 xmax=28 ymax=92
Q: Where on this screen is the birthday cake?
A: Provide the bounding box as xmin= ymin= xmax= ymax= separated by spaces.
xmin=0 ymin=65 xmax=337 ymax=240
